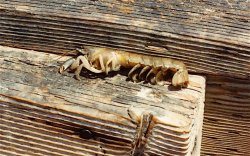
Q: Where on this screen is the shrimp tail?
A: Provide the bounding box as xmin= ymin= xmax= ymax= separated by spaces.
xmin=172 ymin=69 xmax=189 ymax=87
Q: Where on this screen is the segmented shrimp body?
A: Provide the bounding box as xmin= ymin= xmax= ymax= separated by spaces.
xmin=59 ymin=46 xmax=189 ymax=87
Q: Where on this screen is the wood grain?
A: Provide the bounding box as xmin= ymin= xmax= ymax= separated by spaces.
xmin=0 ymin=0 xmax=249 ymax=155
xmin=0 ymin=46 xmax=206 ymax=156
xmin=0 ymin=0 xmax=249 ymax=79
xmin=202 ymin=75 xmax=250 ymax=156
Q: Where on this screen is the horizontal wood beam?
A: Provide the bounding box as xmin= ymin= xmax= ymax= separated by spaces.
xmin=0 ymin=0 xmax=249 ymax=155
xmin=0 ymin=46 xmax=206 ymax=156
xmin=0 ymin=0 xmax=249 ymax=79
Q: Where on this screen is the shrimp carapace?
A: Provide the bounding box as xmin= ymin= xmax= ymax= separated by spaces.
xmin=59 ymin=46 xmax=189 ymax=88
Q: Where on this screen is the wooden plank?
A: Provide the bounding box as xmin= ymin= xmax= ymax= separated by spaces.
xmin=0 ymin=0 xmax=249 ymax=79
xmin=0 ymin=0 xmax=249 ymax=155
xmin=0 ymin=46 xmax=206 ymax=156
xmin=202 ymin=75 xmax=250 ymax=156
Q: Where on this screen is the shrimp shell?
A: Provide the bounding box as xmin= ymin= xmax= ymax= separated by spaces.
xmin=59 ymin=46 xmax=189 ymax=87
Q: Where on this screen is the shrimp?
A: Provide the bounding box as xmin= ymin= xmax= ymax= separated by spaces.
xmin=59 ymin=46 xmax=189 ymax=87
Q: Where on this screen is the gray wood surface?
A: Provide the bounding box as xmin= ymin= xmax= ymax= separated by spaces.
xmin=0 ymin=46 xmax=206 ymax=156
xmin=0 ymin=0 xmax=249 ymax=78
xmin=0 ymin=0 xmax=249 ymax=155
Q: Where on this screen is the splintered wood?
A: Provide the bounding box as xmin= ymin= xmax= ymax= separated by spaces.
xmin=0 ymin=46 xmax=206 ymax=156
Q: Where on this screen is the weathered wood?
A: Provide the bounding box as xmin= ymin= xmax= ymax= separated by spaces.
xmin=0 ymin=0 xmax=249 ymax=155
xmin=0 ymin=0 xmax=249 ymax=79
xmin=202 ymin=75 xmax=250 ymax=156
xmin=0 ymin=46 xmax=206 ymax=156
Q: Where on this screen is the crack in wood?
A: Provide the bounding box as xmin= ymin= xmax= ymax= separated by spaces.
xmin=0 ymin=46 xmax=208 ymax=155
xmin=130 ymin=111 xmax=154 ymax=156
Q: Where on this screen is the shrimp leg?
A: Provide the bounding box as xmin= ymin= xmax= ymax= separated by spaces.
xmin=139 ymin=66 xmax=150 ymax=80
xmin=128 ymin=64 xmax=141 ymax=80
xmin=73 ymin=55 xmax=102 ymax=80
xmin=59 ymin=58 xmax=75 ymax=74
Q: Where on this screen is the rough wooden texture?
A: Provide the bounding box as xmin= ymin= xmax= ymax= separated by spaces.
xmin=0 ymin=46 xmax=206 ymax=156
xmin=202 ymin=76 xmax=250 ymax=156
xmin=0 ymin=0 xmax=249 ymax=155
xmin=0 ymin=0 xmax=249 ymax=79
